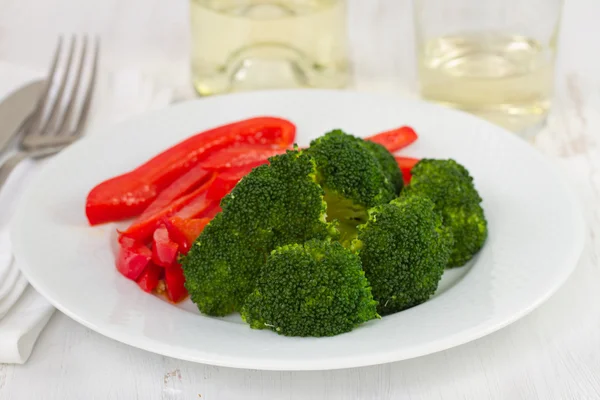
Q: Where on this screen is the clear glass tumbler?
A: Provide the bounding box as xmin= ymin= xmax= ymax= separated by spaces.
xmin=189 ymin=0 xmax=350 ymax=96
xmin=414 ymin=0 xmax=563 ymax=134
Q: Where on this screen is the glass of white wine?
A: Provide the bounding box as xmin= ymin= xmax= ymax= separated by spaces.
xmin=189 ymin=0 xmax=350 ymax=96
xmin=414 ymin=0 xmax=563 ymax=135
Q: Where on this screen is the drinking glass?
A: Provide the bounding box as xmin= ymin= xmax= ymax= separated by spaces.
xmin=189 ymin=0 xmax=350 ymax=96
xmin=414 ymin=0 xmax=563 ymax=134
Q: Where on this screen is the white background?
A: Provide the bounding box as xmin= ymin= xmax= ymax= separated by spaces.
xmin=1 ymin=0 xmax=600 ymax=398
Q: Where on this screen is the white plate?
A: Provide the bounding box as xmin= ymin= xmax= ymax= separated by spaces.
xmin=11 ymin=90 xmax=584 ymax=371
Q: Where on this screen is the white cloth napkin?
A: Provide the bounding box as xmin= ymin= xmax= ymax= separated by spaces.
xmin=0 ymin=61 xmax=173 ymax=363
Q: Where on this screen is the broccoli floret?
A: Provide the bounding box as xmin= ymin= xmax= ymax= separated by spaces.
xmin=307 ymin=130 xmax=397 ymax=244
xmin=362 ymin=140 xmax=404 ymax=194
xmin=353 ymin=195 xmax=453 ymax=316
xmin=308 ymin=130 xmax=396 ymax=208
xmin=241 ymin=239 xmax=378 ymax=337
xmin=181 ymin=150 xmax=337 ymax=316
xmin=405 ymin=159 xmax=487 ymax=268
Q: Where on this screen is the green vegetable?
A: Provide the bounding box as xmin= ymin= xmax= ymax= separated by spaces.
xmin=181 ymin=150 xmax=337 ymax=316
xmin=353 ymin=195 xmax=453 ymax=316
xmin=362 ymin=140 xmax=404 ymax=194
xmin=307 ymin=130 xmax=397 ymax=244
xmin=181 ymin=129 xmax=487 ymax=336
xmin=405 ymin=159 xmax=488 ymax=268
xmin=241 ymin=239 xmax=378 ymax=337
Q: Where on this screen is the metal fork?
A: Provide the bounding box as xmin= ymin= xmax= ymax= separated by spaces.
xmin=0 ymin=35 xmax=99 ymax=189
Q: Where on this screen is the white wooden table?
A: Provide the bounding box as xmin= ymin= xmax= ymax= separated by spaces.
xmin=2 ymin=0 xmax=600 ymax=398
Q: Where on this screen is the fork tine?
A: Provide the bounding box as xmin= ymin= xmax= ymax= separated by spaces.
xmin=41 ymin=35 xmax=77 ymax=136
xmin=55 ymin=35 xmax=88 ymax=136
xmin=26 ymin=37 xmax=63 ymax=137
xmin=20 ymin=35 xmax=99 ymax=151
xmin=73 ymin=36 xmax=99 ymax=137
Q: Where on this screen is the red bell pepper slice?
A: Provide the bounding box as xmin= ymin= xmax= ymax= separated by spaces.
xmin=206 ymin=176 xmax=239 ymax=202
xmin=200 ymin=144 xmax=287 ymax=171
xmin=136 ymin=163 xmax=211 ymax=222
xmin=206 ymin=164 xmax=260 ymax=201
xmin=174 ymin=191 xmax=216 ymax=220
xmin=151 ymin=224 xmax=179 ymax=267
xmin=86 ymin=117 xmax=296 ymax=226
xmin=121 ymin=174 xmax=216 ymax=241
xmin=116 ymin=237 xmax=152 ymax=280
xmin=201 ymin=205 xmax=221 ymax=220
xmin=165 ymin=217 xmax=210 ymax=253
xmin=136 ymin=263 xmax=163 ymax=293
xmin=368 ymin=126 xmax=418 ymax=153
xmin=165 ymin=264 xmax=188 ymax=303
xmin=395 ymin=156 xmax=420 ymax=185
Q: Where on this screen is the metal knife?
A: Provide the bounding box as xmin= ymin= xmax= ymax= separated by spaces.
xmin=0 ymin=80 xmax=45 ymax=154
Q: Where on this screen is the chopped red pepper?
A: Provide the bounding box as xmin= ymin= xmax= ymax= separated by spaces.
xmin=165 ymin=264 xmax=188 ymax=303
xmin=116 ymin=237 xmax=152 ymax=280
xmin=162 ymin=219 xmax=191 ymax=255
xmin=166 ymin=217 xmax=210 ymax=253
xmin=86 ymin=117 xmax=296 ymax=225
xmin=121 ymin=174 xmax=216 ymax=241
xmin=151 ymin=224 xmax=179 ymax=267
xmin=395 ymin=156 xmax=420 ymax=185
xmin=136 ymin=263 xmax=163 ymax=293
xmin=201 ymin=144 xmax=286 ymax=171
xmin=368 ymin=126 xmax=418 ymax=153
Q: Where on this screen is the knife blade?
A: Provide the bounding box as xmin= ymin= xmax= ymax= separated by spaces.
xmin=0 ymin=80 xmax=45 ymax=154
